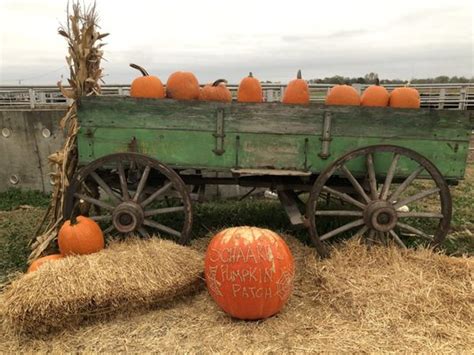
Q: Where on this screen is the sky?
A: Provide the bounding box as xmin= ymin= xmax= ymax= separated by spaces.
xmin=0 ymin=0 xmax=473 ymax=85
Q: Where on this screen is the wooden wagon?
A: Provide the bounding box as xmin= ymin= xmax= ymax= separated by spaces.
xmin=64 ymin=96 xmax=472 ymax=256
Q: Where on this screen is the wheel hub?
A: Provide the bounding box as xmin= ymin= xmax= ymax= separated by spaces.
xmin=363 ymin=200 xmax=398 ymax=232
xmin=112 ymin=201 xmax=144 ymax=233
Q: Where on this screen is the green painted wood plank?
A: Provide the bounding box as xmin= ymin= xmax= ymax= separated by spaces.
xmin=77 ymin=96 xmax=470 ymax=180
xmin=78 ymin=129 xmax=468 ymax=180
xmin=78 ymin=96 xmax=470 ymax=141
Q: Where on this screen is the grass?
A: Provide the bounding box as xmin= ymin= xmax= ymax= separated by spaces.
xmin=0 ymin=208 xmax=45 ymax=284
xmin=0 ymin=189 xmax=50 ymax=211
xmin=0 ymin=165 xmax=472 ymax=281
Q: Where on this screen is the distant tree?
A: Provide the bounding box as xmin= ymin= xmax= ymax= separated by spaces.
xmin=434 ymin=76 xmax=450 ymax=83
xmin=364 ymin=72 xmax=378 ymax=84
xmin=307 ymin=75 xmax=473 ymax=85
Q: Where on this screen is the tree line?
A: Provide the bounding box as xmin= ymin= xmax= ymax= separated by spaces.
xmin=307 ymin=73 xmax=474 ymax=85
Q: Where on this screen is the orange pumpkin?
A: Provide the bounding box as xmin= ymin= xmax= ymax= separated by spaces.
xmin=204 ymin=226 xmax=295 ymax=320
xmin=199 ymin=79 xmax=232 ymax=102
xmin=389 ymin=87 xmax=420 ymax=108
xmin=166 ymin=71 xmax=200 ymax=100
xmin=282 ymin=70 xmax=310 ymax=105
xmin=237 ymin=72 xmax=263 ymax=103
xmin=27 ymin=254 xmax=63 ymax=273
xmin=58 ymin=216 xmax=105 ymax=256
xmin=325 ymin=85 xmax=360 ymax=106
xmin=361 ymin=79 xmax=389 ymax=107
xmin=129 ymin=64 xmax=165 ymax=99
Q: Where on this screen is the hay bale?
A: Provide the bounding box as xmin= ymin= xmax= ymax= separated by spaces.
xmin=2 ymin=238 xmax=203 ymax=334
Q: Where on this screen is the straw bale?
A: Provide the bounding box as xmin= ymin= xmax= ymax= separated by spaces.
xmin=1 ymin=236 xmax=473 ymax=353
xmin=2 ymin=238 xmax=203 ymax=335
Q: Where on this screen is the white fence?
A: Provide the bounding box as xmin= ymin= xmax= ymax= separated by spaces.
xmin=0 ymin=83 xmax=473 ymax=110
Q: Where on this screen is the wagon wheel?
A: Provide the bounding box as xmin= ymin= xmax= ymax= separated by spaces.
xmin=306 ymin=145 xmax=452 ymax=257
xmin=64 ymin=153 xmax=193 ymax=245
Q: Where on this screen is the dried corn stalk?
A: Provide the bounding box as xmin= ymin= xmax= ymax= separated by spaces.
xmin=29 ymin=1 xmax=108 ymax=262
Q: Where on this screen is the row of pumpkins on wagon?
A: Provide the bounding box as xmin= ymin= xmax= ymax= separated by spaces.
xmin=130 ymin=64 xmax=421 ymax=108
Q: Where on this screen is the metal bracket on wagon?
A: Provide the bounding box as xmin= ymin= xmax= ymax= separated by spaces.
xmin=319 ymin=112 xmax=332 ymax=159
xmin=212 ymin=108 xmax=225 ymax=155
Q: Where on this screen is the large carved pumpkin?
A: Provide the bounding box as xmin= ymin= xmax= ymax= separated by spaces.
xmin=204 ymin=226 xmax=295 ymax=320
xmin=389 ymin=87 xmax=420 ymax=108
xmin=237 ymin=72 xmax=263 ymax=103
xmin=58 ymin=216 xmax=105 ymax=256
xmin=282 ymin=70 xmax=310 ymax=105
xmin=360 ymin=79 xmax=389 ymax=107
xmin=325 ymin=85 xmax=360 ymax=106
xmin=166 ymin=71 xmax=200 ymax=100
xmin=199 ymin=79 xmax=232 ymax=102
xmin=129 ymin=64 xmax=165 ymax=99
xmin=27 ymin=254 xmax=63 ymax=273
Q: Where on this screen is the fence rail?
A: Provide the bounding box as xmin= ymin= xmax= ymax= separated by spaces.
xmin=0 ymin=83 xmax=473 ymax=110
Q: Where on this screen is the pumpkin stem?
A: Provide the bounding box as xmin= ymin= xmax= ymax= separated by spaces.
xmin=297 ymin=69 xmax=302 ymax=79
xmin=70 ymin=213 xmax=78 ymax=225
xmin=375 ymin=77 xmax=380 ymax=86
xmin=212 ymin=79 xmax=228 ymax=87
xmin=130 ymin=63 xmax=149 ymax=77
xmin=248 ymin=72 xmax=253 ymax=78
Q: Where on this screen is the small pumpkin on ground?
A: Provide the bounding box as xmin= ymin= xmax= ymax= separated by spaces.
xmin=204 ymin=226 xmax=295 ymax=320
xmin=166 ymin=71 xmax=200 ymax=100
xmin=129 ymin=64 xmax=165 ymax=99
xmin=389 ymin=86 xmax=420 ymax=108
xmin=361 ymin=78 xmax=389 ymax=107
xmin=325 ymin=84 xmax=360 ymax=106
xmin=27 ymin=254 xmax=63 ymax=273
xmin=58 ymin=215 xmax=105 ymax=256
xmin=237 ymin=72 xmax=263 ymax=103
xmin=199 ymin=79 xmax=232 ymax=102
xmin=282 ymin=69 xmax=310 ymax=105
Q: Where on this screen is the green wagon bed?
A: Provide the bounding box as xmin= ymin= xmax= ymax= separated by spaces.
xmin=66 ymin=96 xmax=472 ymax=256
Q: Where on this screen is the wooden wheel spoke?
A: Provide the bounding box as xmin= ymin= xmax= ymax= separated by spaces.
xmin=340 ymin=165 xmax=371 ymax=203
xmin=74 ymin=193 xmax=115 ymax=211
xmin=396 ymin=222 xmax=433 ymax=240
xmin=90 ymin=171 xmax=122 ymax=205
xmin=398 ymin=212 xmax=444 ymax=218
xmin=322 ymin=186 xmax=366 ymax=209
xmin=366 ymin=153 xmax=378 ymax=200
xmin=138 ymin=227 xmax=150 ymax=237
xmin=380 ymin=153 xmax=400 ymax=200
xmin=315 ymin=210 xmax=363 ymax=217
xmin=388 ymin=166 xmax=424 ymax=203
xmin=377 ymin=231 xmax=388 ymax=246
xmin=141 ymin=181 xmax=174 ymax=208
xmin=90 ymin=214 xmax=112 ymax=222
xmin=103 ymin=224 xmax=115 ymax=234
xmin=143 ymin=219 xmax=181 ymax=238
xmin=367 ymin=229 xmax=376 ymax=241
xmin=133 ymin=165 xmax=151 ymax=202
xmin=354 ymin=225 xmax=369 ymax=238
xmin=117 ymin=161 xmax=130 ymax=201
xmin=144 ymin=206 xmax=185 ymax=217
xmin=393 ymin=187 xmax=440 ymax=209
xmin=319 ymin=219 xmax=365 ymax=241
xmin=389 ymin=230 xmax=407 ymax=249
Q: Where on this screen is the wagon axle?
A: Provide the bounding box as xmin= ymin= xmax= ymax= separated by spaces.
xmin=112 ymin=201 xmax=144 ymax=233
xmin=364 ymin=200 xmax=398 ymax=233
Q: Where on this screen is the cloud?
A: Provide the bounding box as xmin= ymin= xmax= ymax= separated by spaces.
xmin=0 ymin=0 xmax=472 ymax=85
xmin=281 ymin=29 xmax=371 ymax=43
